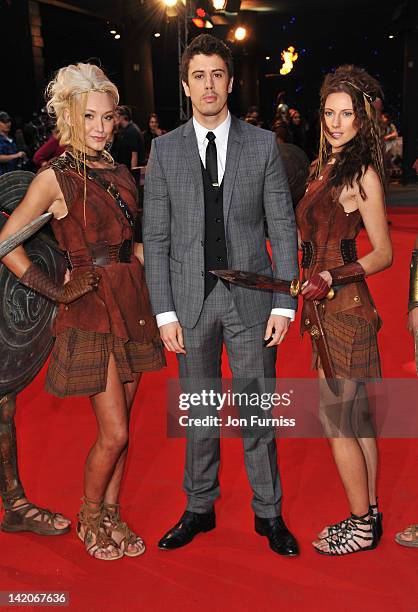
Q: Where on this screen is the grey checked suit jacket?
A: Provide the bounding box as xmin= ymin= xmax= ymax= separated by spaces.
xmin=143 ymin=115 xmax=298 ymax=329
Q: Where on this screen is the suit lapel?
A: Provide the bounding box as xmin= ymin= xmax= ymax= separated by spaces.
xmin=182 ymin=119 xmax=204 ymax=212
xmin=223 ymin=115 xmax=243 ymax=226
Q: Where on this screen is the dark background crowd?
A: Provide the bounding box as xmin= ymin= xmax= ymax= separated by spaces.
xmin=0 ymin=100 xmax=404 ymax=182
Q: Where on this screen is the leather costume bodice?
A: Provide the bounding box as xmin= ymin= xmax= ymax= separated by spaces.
xmin=296 ymin=164 xmax=381 ymax=329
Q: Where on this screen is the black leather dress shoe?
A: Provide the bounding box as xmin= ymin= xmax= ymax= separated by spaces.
xmin=255 ymin=515 xmax=299 ymax=557
xmin=158 ymin=510 xmax=216 ymax=550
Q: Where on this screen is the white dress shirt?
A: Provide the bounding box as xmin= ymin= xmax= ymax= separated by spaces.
xmin=156 ymin=112 xmax=295 ymax=327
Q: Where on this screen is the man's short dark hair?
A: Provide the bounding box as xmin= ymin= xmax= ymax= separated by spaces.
xmin=181 ymin=34 xmax=234 ymax=84
xmin=116 ymin=105 xmax=132 ymax=121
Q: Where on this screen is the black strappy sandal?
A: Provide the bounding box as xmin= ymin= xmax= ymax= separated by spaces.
xmin=314 ymin=511 xmax=378 ymax=556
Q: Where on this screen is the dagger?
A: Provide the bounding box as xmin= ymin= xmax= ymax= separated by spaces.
xmin=211 ymin=269 xmax=339 ymax=395
xmin=211 ymin=269 xmax=335 ymax=300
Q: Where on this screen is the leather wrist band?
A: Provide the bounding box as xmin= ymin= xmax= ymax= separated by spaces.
xmin=328 ymin=261 xmax=365 ymax=286
xmin=19 ymin=262 xmax=99 ymax=304
xmin=408 ymin=250 xmax=418 ymax=312
xmin=20 ymin=262 xmax=63 ymax=302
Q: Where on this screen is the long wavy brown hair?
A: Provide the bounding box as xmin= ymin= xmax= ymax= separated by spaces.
xmin=313 ymin=65 xmax=385 ymax=199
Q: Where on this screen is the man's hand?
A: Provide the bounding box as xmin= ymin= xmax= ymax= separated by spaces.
xmin=159 ymin=321 xmax=186 ymax=354
xmin=407 ymin=307 xmax=418 ymax=335
xmin=264 ymin=314 xmax=291 ymax=347
xmin=134 ymin=243 xmax=144 ymax=265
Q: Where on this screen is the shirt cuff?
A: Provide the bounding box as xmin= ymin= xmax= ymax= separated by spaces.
xmin=156 ymin=311 xmax=179 ymax=327
xmin=270 ymin=308 xmax=295 ymax=322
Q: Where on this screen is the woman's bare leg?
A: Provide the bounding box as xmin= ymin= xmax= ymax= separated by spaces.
xmin=103 ymin=373 xmax=142 ymax=504
xmin=84 ymin=355 xmax=130 ymax=502
xmin=314 ymin=368 xmax=375 ymax=552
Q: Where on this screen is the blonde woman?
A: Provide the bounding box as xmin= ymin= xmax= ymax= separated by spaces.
xmin=0 ymin=63 xmax=165 ymax=560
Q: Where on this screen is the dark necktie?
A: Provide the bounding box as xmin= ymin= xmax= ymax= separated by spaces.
xmin=205 ymin=131 xmax=218 ymax=187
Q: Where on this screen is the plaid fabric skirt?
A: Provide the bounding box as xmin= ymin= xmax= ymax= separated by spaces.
xmin=311 ymin=311 xmax=381 ymax=380
xmin=46 ymin=328 xmax=166 ymax=398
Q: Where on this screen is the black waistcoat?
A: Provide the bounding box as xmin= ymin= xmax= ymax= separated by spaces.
xmin=201 ymin=163 xmax=228 ymax=299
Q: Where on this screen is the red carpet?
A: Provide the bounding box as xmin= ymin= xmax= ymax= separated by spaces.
xmin=1 ymin=207 xmax=417 ymax=612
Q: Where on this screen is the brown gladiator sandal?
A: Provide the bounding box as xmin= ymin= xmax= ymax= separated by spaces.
xmin=1 ymin=488 xmax=71 ymax=536
xmin=76 ymin=497 xmax=123 ymax=561
xmin=103 ymin=502 xmax=145 ymax=557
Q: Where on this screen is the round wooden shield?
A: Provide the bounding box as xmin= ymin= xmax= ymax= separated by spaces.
xmin=0 ymin=172 xmax=66 ymax=396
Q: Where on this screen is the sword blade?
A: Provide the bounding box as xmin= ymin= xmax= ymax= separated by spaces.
xmin=210 ymin=269 xmax=298 ymax=295
xmin=0 ymin=212 xmax=53 ymax=259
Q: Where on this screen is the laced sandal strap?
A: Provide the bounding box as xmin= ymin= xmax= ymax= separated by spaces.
xmin=102 ymin=509 xmax=144 ymax=550
xmin=7 ymin=500 xmax=61 ymax=526
xmin=78 ymin=497 xmax=104 ymax=533
xmin=2 ymin=486 xmax=26 ymax=511
xmin=103 ymin=502 xmax=121 ymax=520
xmin=317 ymin=512 xmax=375 ymax=556
xmin=326 ymin=517 xmax=351 ymax=536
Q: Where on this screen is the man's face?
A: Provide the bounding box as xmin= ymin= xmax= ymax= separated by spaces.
xmin=149 ymin=117 xmax=158 ymax=131
xmin=117 ymin=115 xmax=129 ymax=129
xmin=182 ymin=54 xmax=233 ymax=121
xmin=0 ymin=119 xmax=11 ymax=135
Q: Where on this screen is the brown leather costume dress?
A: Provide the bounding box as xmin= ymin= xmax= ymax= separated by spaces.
xmin=41 ymin=155 xmax=165 ymax=397
xmin=296 ymin=164 xmax=381 ymax=380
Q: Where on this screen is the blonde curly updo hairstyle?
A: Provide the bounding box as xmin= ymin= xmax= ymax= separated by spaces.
xmin=46 ymin=62 xmax=119 ymax=151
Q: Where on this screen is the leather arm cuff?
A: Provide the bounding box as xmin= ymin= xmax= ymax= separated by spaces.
xmin=19 ymin=262 xmax=61 ymax=302
xmin=409 ymin=250 xmax=418 ymax=312
xmin=328 ymin=261 xmax=365 ymax=286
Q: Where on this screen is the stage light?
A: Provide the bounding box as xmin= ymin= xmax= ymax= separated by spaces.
xmin=114 ymin=34 xmax=121 ymax=39
xmin=389 ymin=34 xmax=394 ymax=39
xmin=192 ymin=17 xmax=206 ymax=28
xmin=266 ymin=56 xmax=270 ymax=60
xmin=163 ymin=0 xmax=178 ymax=6
xmin=212 ymin=0 xmax=227 ymax=9
xmin=154 ymin=32 xmax=161 ymax=38
xmin=110 ymin=30 xmax=116 ymax=34
xmin=193 ymin=7 xmax=213 ymax=29
xmin=234 ymin=27 xmax=247 ymax=41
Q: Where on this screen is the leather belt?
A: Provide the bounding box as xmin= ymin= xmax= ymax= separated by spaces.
xmin=65 ymin=240 xmax=132 ymax=270
xmin=301 ymin=239 xmax=357 ymax=268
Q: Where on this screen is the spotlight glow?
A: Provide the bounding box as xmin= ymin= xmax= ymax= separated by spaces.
xmin=234 ymin=27 xmax=247 ymax=41
xmin=154 ymin=32 xmax=161 ymax=38
xmin=212 ymin=0 xmax=227 ymax=9
xmin=110 ymin=30 xmax=116 ymax=34
xmin=114 ymin=34 xmax=121 ymax=39
xmin=163 ymin=0 xmax=178 ymax=6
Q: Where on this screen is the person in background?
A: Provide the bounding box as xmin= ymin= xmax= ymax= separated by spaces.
xmin=272 ymin=104 xmax=293 ymax=144
xmin=380 ymin=112 xmax=398 ymax=175
xmin=244 ymin=106 xmax=263 ymax=128
xmin=111 ymin=105 xmax=145 ymax=171
xmin=0 ymin=112 xmax=26 ymax=175
xmin=33 ymin=126 xmax=66 ymax=168
xmin=289 ymin=108 xmax=308 ymax=152
xmin=143 ymin=113 xmax=165 ymax=160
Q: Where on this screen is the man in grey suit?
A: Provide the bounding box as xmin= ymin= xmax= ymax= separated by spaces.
xmin=143 ymin=34 xmax=299 ymax=556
